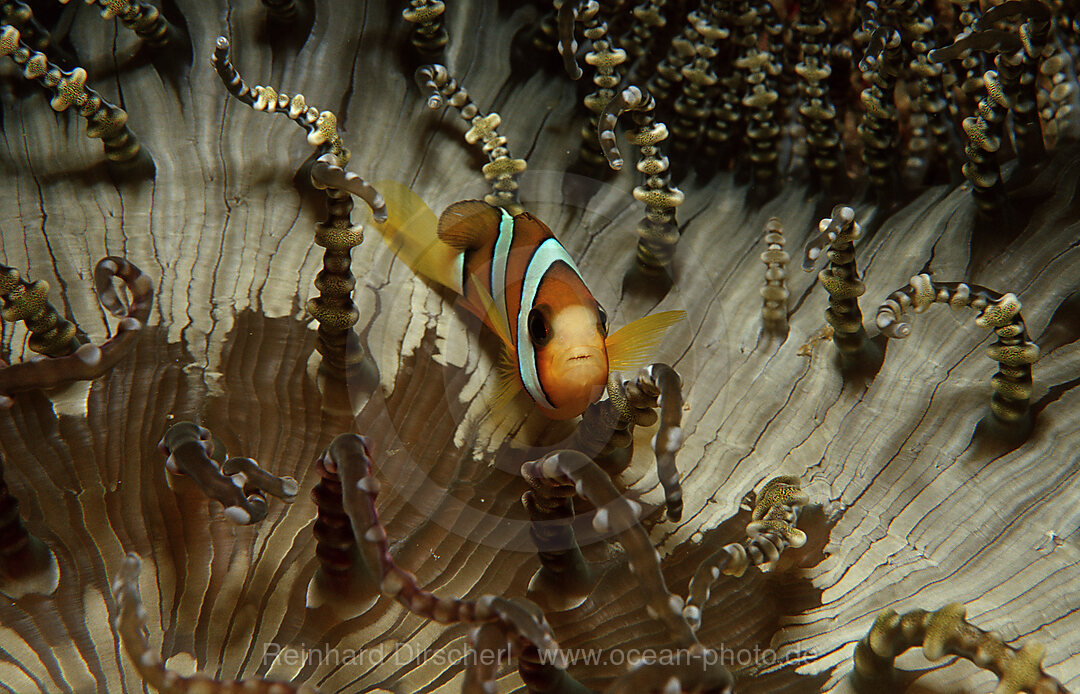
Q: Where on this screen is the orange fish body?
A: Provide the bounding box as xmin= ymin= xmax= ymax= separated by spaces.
xmin=374 ymin=181 xmax=684 ymax=420
xmin=439 ymin=201 xmax=609 ymax=419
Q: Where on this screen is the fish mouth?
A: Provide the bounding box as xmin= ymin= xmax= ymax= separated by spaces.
xmin=558 ymin=346 xmax=605 ymax=369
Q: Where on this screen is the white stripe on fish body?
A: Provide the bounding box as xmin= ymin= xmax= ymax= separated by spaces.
xmin=516 ymin=237 xmax=588 ymax=410
xmin=491 ymin=209 xmax=515 ymax=339
xmin=452 ymin=252 xmax=465 ymax=295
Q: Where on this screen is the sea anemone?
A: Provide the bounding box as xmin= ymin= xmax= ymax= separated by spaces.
xmin=1 ymin=1 xmax=1079 ymax=692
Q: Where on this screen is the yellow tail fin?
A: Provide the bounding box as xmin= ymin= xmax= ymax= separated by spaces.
xmin=373 ymin=180 xmax=463 ymax=292
xmin=606 ymin=310 xmax=687 ymax=371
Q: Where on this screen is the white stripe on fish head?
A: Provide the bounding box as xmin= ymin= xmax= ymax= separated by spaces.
xmin=516 ymin=237 xmax=588 ymax=411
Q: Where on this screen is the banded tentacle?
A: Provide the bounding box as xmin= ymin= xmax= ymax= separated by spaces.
xmin=876 ymin=274 xmax=1041 ymax=437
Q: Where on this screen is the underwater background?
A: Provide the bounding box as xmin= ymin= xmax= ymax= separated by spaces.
xmin=1 ymin=0 xmax=1080 ymax=692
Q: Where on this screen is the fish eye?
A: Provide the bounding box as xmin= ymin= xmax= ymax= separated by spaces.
xmin=597 ymin=305 xmax=608 ymax=336
xmin=527 ymin=308 xmax=551 ymax=347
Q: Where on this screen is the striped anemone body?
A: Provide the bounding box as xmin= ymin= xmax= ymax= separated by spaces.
xmin=458 ymin=207 xmax=606 ymax=412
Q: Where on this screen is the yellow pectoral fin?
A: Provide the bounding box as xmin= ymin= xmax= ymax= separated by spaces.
xmin=374 ymin=179 xmax=463 ymax=291
xmin=606 ymin=309 xmax=687 ymax=371
xmin=466 ymin=275 xmax=526 ymax=416
xmin=490 ymin=347 xmax=524 ymax=415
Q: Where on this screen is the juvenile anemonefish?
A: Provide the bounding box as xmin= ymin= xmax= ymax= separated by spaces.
xmin=373 ymin=181 xmax=685 ymax=420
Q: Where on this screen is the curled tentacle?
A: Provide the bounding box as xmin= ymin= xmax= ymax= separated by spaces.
xmin=575 ymin=4 xmax=626 ymax=168
xmin=306 ymin=154 xmax=369 ymax=378
xmin=596 ymin=84 xmax=684 ymax=271
xmin=308 ymin=451 xmax=381 ymax=606
xmin=327 ymin=434 xmax=565 ymax=667
xmin=929 ymin=29 xmax=1023 ymax=63
xmin=414 ymin=63 xmax=527 ymax=209
xmin=556 ymin=0 xmax=599 ymax=81
xmin=220 ymin=457 xmax=299 ymax=503
xmin=851 ymin=603 xmax=1069 ymax=694
xmin=597 ymin=84 xmax=655 ymax=170
xmin=876 ymin=276 xmax=1028 ymax=342
xmin=414 ymin=62 xmax=449 ymax=109
xmin=875 ymin=273 xmax=934 ymax=339
xmin=876 ymin=275 xmax=1040 ymax=431
xmin=0 ymin=24 xmax=143 ymax=163
xmin=58 ymin=0 xmax=181 ymax=48
xmin=211 ymin=36 xmax=345 ymax=157
xmin=158 ymin=422 xmax=294 ymax=525
xmin=113 ymin=553 xmax=321 ymax=694
xmin=927 ymin=19 xmax=1030 ymax=219
xmin=589 ymin=364 xmax=685 ymax=521
xmin=573 ymin=363 xmax=686 ymax=516
xmin=522 ymin=468 xmax=594 ymax=610
xmin=522 ymin=450 xmax=699 ymax=648
xmin=683 ymin=476 xmax=807 ymax=631
xmin=629 ymin=364 xmax=684 ymax=523
xmin=94 ymin=256 xmax=154 ymax=324
xmin=556 ymin=0 xmax=583 ymax=79
xmin=802 ymin=206 xmax=878 ymax=369
xmin=0 ymin=257 xmax=153 ymax=406
xmin=802 ymin=205 xmax=855 ymax=272
xmin=1 ymin=262 xmax=82 ymax=357
xmin=212 ymin=38 xmax=374 ymax=379
xmin=310 ymin=153 xmax=388 ymax=223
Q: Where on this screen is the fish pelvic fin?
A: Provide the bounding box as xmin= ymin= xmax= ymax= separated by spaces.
xmin=437 ymin=200 xmax=500 ymax=251
xmin=606 ymin=310 xmax=687 ymax=371
xmin=373 ymin=179 xmax=463 ymax=291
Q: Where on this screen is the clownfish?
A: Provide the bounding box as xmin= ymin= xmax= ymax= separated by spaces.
xmin=372 ymin=181 xmax=685 ymax=420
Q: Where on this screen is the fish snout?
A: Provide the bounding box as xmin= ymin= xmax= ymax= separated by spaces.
xmin=558 ymin=345 xmax=606 ymax=370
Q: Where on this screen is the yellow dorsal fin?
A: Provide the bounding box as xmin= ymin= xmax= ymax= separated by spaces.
xmin=605 ymin=310 xmax=687 ymax=371
xmin=438 ymin=200 xmax=499 ymax=251
xmin=468 ymin=274 xmax=513 ymax=348
xmin=373 ymin=179 xmax=462 ymax=291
